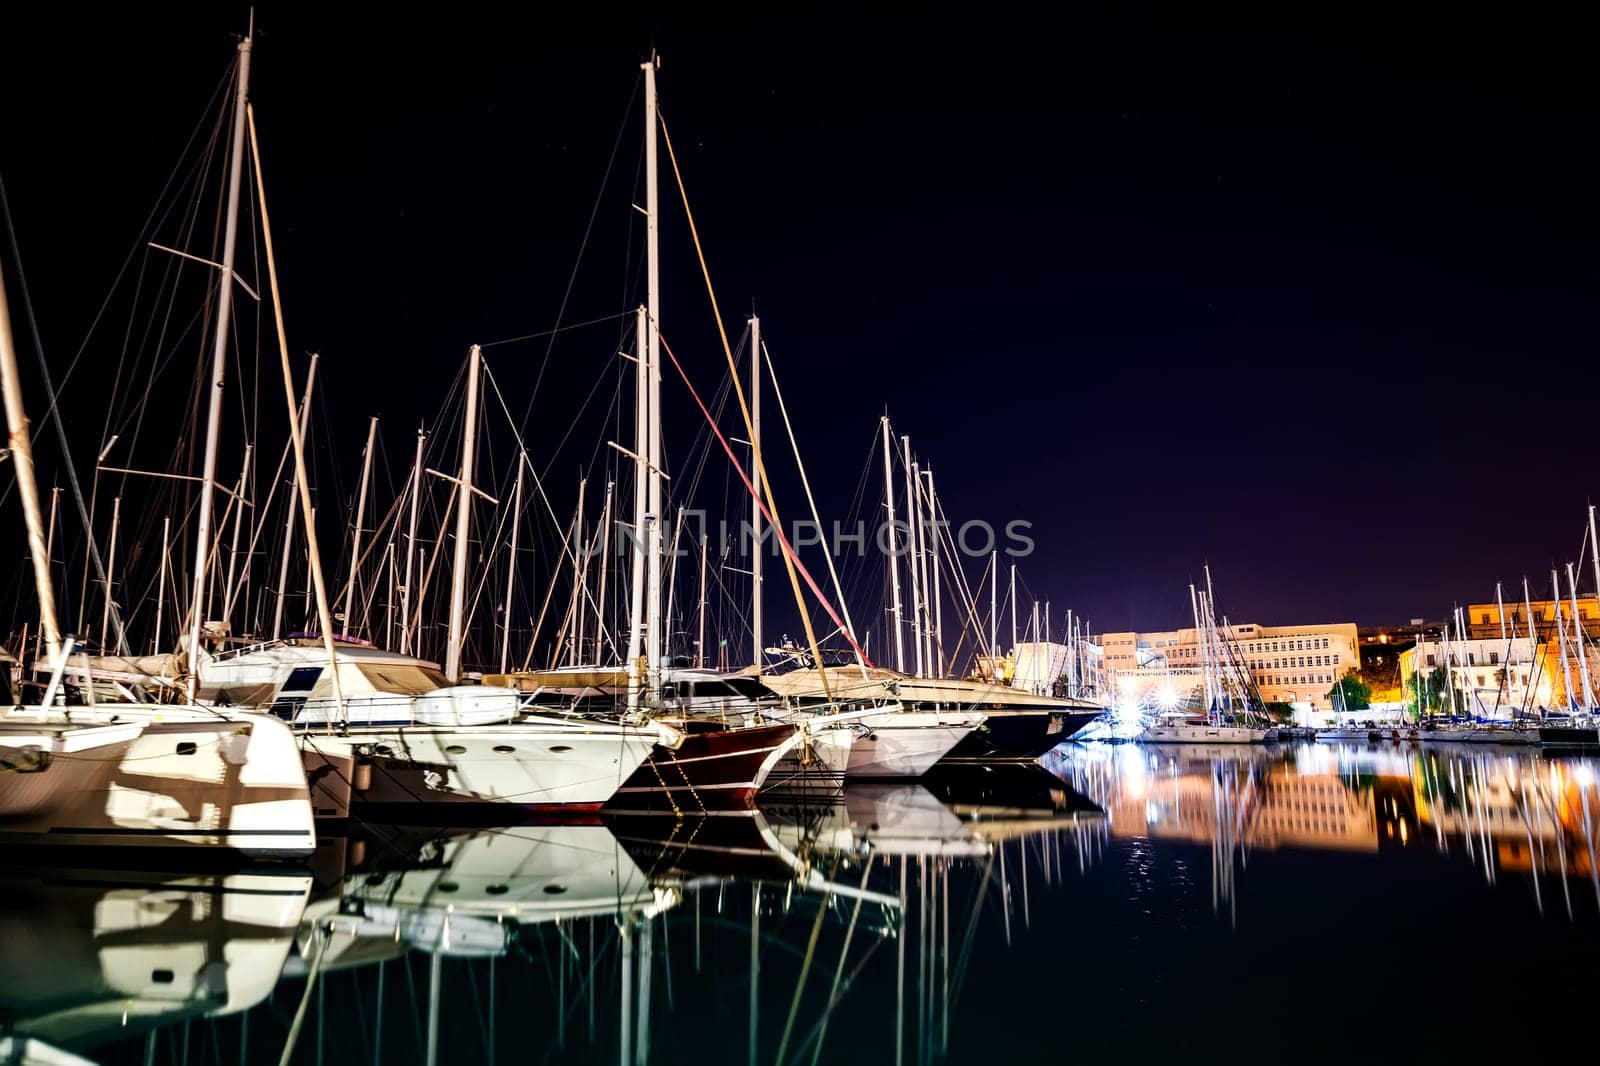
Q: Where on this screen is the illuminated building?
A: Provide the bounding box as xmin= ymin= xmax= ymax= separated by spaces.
xmin=1465 ymin=594 xmax=1600 ymax=641
xmin=1102 ymin=620 xmax=1359 ymax=710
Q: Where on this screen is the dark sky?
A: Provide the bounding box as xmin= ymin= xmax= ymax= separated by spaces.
xmin=2 ymin=5 xmax=1596 ymax=647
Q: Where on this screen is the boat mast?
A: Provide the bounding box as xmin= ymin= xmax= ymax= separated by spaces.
xmin=186 ymin=28 xmax=253 ymax=699
xmin=989 ymin=550 xmax=998 ymax=682
xmin=881 ymin=416 xmax=905 ymax=673
xmin=271 ymin=354 xmax=317 ymax=639
xmin=750 ymin=314 xmax=762 ymax=669
xmin=569 ymin=476 xmax=587 ymax=666
xmin=444 ymin=345 xmax=481 ymax=682
xmin=1189 ymin=583 xmax=1208 ymax=717
xmin=1590 ymin=504 xmax=1600 ymax=632
xmin=100 ymin=496 xmax=120 ymax=651
xmin=644 ymin=53 xmax=663 ymax=702
xmin=155 ymin=516 xmax=170 ymax=654
xmin=222 ymin=446 xmax=251 ymax=628
xmin=593 ymin=480 xmax=613 ymax=663
xmin=696 ymin=532 xmax=707 ymax=668
xmin=246 ymin=97 xmax=344 ymax=719
xmin=1552 ymin=570 xmax=1575 ymax=712
xmin=500 ymin=450 xmax=524 ymax=674
xmin=1566 ymin=562 xmax=1593 ymax=710
xmin=926 ymin=467 xmax=943 ymax=677
xmin=1009 ymin=563 xmax=1018 ymax=659
xmin=626 ymin=305 xmax=648 ymax=711
xmin=902 ymin=438 xmax=923 ymax=678
xmin=400 ymin=425 xmax=425 ymax=654
xmin=342 ymin=415 xmax=379 ymax=633
xmin=1523 ymin=577 xmax=1540 ymax=717
xmin=0 ymin=258 xmax=62 ymax=665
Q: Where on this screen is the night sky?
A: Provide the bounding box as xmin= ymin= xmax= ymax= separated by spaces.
xmin=2 ymin=6 xmax=1595 ymax=647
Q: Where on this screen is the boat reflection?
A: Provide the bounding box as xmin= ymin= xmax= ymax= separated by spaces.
xmin=0 ymin=864 xmax=311 ymax=1059
xmin=1048 ymin=741 xmax=1600 ymax=922
xmin=10 ymin=774 xmax=1106 ymax=1064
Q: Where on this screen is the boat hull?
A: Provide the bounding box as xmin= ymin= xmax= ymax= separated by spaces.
xmin=845 ymin=711 xmax=981 ymax=778
xmin=299 ymin=724 xmax=658 ymax=819
xmin=1140 ymin=724 xmax=1268 ymax=744
xmin=604 ymin=721 xmax=802 ymax=814
xmin=0 ymin=713 xmax=315 ymax=860
xmin=942 ymin=708 xmax=1101 ymax=760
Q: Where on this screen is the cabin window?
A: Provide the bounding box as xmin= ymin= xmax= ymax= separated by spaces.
xmin=283 ymin=666 xmax=323 ymax=692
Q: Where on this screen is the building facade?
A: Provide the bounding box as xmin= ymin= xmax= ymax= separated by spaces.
xmin=1465 ymin=595 xmax=1600 ymax=642
xmin=1103 ymin=620 xmax=1359 ymax=711
xmin=1398 ymin=636 xmax=1551 ymax=718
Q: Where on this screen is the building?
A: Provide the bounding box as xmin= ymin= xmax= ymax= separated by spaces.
xmin=1465 ymin=594 xmax=1599 ymax=642
xmin=1398 ymin=636 xmax=1553 ymax=718
xmin=1103 ymin=620 xmax=1359 ymax=712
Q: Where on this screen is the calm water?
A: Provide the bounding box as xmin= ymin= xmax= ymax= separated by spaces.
xmin=7 ymin=741 xmax=1599 ymax=1065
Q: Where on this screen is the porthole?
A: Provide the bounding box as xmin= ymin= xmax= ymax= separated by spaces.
xmin=152 ymin=969 xmax=174 ymax=984
xmin=437 ymin=881 xmax=460 ymax=893
xmin=543 ymin=884 xmax=567 ymax=895
xmin=550 ymin=745 xmax=572 ymax=753
xmin=175 ymin=741 xmax=198 ymax=755
xmin=493 ymin=745 xmax=516 ymax=754
xmin=486 ymin=884 xmax=509 ymax=895
xmin=445 ymin=744 xmax=468 ymax=755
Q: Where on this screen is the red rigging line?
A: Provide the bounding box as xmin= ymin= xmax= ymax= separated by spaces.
xmin=659 ymin=333 xmax=873 ymax=670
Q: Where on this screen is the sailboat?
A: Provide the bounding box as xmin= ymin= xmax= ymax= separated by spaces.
xmin=0 ymin=193 xmax=316 ymax=860
xmin=1139 ymin=574 xmax=1269 ymax=744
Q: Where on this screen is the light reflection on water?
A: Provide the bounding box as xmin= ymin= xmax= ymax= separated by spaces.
xmin=1045 ymin=741 xmax=1600 ymax=923
xmin=5 ymin=743 xmax=1599 ymax=1065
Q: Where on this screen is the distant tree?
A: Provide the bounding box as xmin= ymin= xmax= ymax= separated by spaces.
xmin=1262 ymin=701 xmax=1297 ymax=723
xmin=1328 ymin=674 xmax=1372 ymax=711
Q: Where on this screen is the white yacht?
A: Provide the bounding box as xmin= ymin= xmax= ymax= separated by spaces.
xmin=191 ymin=638 xmax=675 ymax=817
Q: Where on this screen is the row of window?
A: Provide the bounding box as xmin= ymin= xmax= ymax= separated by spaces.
xmin=1424 ymin=651 xmax=1500 ymax=667
xmin=1173 ymin=635 xmax=1334 ymax=657
xmin=1247 ymin=654 xmax=1334 ymax=670
xmin=1258 ymin=672 xmax=1331 ymax=688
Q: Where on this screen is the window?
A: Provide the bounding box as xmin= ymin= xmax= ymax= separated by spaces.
xmin=1489 ymin=651 xmax=1499 ymax=665
xmin=1481 ymin=613 xmax=1490 ymax=625
xmin=282 ymin=666 xmax=324 ymax=693
xmin=1427 ymin=654 xmax=1436 ymax=667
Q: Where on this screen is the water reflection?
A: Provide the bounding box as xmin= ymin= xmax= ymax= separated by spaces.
xmin=1047 ymin=741 xmax=1600 ymax=922
xmin=12 ymin=769 xmax=1103 ymax=1065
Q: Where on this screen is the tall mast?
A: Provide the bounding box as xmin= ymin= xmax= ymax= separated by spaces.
xmin=926 ymin=467 xmax=943 ymax=677
xmin=1590 ymin=504 xmax=1600 ymax=627
xmin=593 ymin=481 xmax=613 ymax=662
xmin=0 ymin=258 xmax=61 ymax=664
xmin=400 ymin=426 xmax=425 ymax=654
xmin=1553 ymin=570 xmax=1574 ymax=711
xmin=697 ymin=533 xmax=707 ymax=668
xmin=902 ymin=438 xmax=923 ymax=678
xmin=1566 ymin=562 xmax=1593 ymax=709
xmin=247 ymin=97 xmax=344 ymax=720
xmin=880 ymin=416 xmax=905 ymax=673
xmin=989 ymin=550 xmax=998 ymax=681
xmin=750 ymin=314 xmax=762 ymax=668
xmin=500 ymin=451 xmax=525 ymax=674
xmin=186 ymin=28 xmax=253 ymax=699
xmin=222 ymin=445 xmax=251 ymax=628
xmin=444 ymin=346 xmax=481 ymax=682
xmin=569 ymin=476 xmax=587 ymax=666
xmin=155 ymin=516 xmax=170 ymax=655
xmin=342 ymin=415 xmax=379 ymax=633
xmin=1009 ymin=563 xmax=1017 ymax=656
xmin=1524 ymin=577 xmax=1540 ymax=716
xmin=100 ymin=496 xmax=121 ymax=651
xmin=643 ymin=52 xmax=663 ymax=701
xmin=272 ymin=353 xmax=317 ymax=639
xmin=626 ymin=306 xmax=648 ymax=711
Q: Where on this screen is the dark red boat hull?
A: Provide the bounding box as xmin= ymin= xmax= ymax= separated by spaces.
xmin=603 ymin=720 xmax=800 ymax=814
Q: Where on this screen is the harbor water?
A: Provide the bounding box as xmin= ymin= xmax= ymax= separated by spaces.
xmin=6 ymin=741 xmax=1598 ymax=1064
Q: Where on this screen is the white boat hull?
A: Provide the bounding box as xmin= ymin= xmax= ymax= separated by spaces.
xmin=298 ymin=722 xmax=661 ymax=814
xmin=1139 ymin=723 xmax=1268 ymax=744
xmin=845 ymin=711 xmax=982 ymax=778
xmin=0 ymin=710 xmax=315 ymax=858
